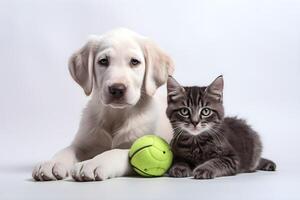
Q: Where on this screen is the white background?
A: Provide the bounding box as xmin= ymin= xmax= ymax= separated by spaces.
xmin=0 ymin=0 xmax=300 ymax=199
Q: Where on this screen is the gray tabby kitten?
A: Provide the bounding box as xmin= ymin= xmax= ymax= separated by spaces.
xmin=166 ymin=76 xmax=276 ymax=179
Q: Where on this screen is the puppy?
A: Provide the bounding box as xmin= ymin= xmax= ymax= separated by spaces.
xmin=32 ymin=28 xmax=174 ymax=181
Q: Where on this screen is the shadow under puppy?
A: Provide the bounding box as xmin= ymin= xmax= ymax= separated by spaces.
xmin=166 ymin=76 xmax=276 ymax=179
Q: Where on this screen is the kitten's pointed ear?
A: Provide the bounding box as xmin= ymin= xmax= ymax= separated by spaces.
xmin=205 ymin=75 xmax=224 ymax=101
xmin=167 ymin=76 xmax=185 ymax=101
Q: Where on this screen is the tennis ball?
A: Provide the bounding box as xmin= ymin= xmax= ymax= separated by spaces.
xmin=129 ymin=135 xmax=173 ymax=177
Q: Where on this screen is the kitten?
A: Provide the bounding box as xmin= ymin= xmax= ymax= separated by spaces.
xmin=166 ymin=75 xmax=276 ymax=179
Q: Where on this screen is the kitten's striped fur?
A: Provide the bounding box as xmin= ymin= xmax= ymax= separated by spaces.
xmin=166 ymin=76 xmax=276 ymax=179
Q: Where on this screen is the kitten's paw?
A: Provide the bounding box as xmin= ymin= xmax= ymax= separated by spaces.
xmin=258 ymin=158 xmax=276 ymax=171
xmin=193 ymin=167 xmax=216 ymax=179
xmin=168 ymin=164 xmax=191 ymax=178
xmin=260 ymin=161 xmax=276 ymax=171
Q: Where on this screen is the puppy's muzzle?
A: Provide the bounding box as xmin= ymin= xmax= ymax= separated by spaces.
xmin=108 ymin=83 xmax=127 ymax=99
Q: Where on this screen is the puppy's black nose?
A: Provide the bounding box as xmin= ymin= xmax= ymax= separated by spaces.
xmin=108 ymin=84 xmax=126 ymax=98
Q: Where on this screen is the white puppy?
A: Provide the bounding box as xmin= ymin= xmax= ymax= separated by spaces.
xmin=32 ymin=29 xmax=174 ymax=181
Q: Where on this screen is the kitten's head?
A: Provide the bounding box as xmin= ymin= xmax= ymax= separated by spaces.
xmin=166 ymin=76 xmax=224 ymax=136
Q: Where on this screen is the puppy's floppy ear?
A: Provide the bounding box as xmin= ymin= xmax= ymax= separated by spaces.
xmin=68 ymin=36 xmax=100 ymax=96
xmin=205 ymin=75 xmax=224 ymax=102
xmin=143 ymin=39 xmax=174 ymax=96
xmin=167 ymin=76 xmax=185 ymax=102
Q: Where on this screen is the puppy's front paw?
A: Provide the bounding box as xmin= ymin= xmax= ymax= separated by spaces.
xmin=32 ymin=161 xmax=68 ymax=181
xmin=71 ymin=160 xmax=110 ymax=182
xmin=168 ymin=164 xmax=191 ymax=178
xmin=193 ymin=166 xmax=216 ymax=179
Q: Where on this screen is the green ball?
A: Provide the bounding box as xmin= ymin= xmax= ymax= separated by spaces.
xmin=129 ymin=135 xmax=173 ymax=177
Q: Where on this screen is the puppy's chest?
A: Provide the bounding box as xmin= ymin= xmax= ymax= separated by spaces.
xmin=172 ymin=134 xmax=223 ymax=165
xmin=107 ymin=114 xmax=157 ymax=149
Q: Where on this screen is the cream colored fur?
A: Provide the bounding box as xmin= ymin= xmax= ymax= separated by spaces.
xmin=32 ymin=28 xmax=174 ymax=181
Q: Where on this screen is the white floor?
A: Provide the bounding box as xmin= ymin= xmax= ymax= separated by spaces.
xmin=1 ymin=161 xmax=299 ymax=200
xmin=1 ymin=129 xmax=300 ymax=200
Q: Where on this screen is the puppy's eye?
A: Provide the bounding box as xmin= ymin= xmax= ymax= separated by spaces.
xmin=98 ymin=58 xmax=109 ymax=67
xmin=179 ymin=108 xmax=189 ymax=117
xmin=201 ymin=108 xmax=211 ymax=117
xmin=130 ymin=58 xmax=140 ymax=66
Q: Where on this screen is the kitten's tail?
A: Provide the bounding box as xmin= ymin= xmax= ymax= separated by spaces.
xmin=256 ymin=158 xmax=277 ymax=171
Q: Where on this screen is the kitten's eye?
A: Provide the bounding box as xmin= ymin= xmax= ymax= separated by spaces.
xmin=179 ymin=108 xmax=189 ymax=117
xmin=98 ymin=58 xmax=109 ymax=67
xmin=201 ymin=108 xmax=211 ymax=117
xmin=130 ymin=58 xmax=140 ymax=66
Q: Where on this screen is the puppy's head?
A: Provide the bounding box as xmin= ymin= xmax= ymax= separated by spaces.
xmin=69 ymin=28 xmax=174 ymax=109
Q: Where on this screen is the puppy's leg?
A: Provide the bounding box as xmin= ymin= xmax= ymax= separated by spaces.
xmin=32 ymin=145 xmax=80 ymax=181
xmin=71 ymin=149 xmax=133 ymax=181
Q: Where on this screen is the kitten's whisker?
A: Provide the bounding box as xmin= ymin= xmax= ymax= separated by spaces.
xmin=174 ymin=130 xmax=183 ymax=145
xmin=208 ymin=127 xmax=223 ymax=145
xmin=172 ymin=126 xmax=182 ymax=134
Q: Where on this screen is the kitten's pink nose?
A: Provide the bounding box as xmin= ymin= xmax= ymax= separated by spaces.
xmin=191 ymin=121 xmax=199 ymax=127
